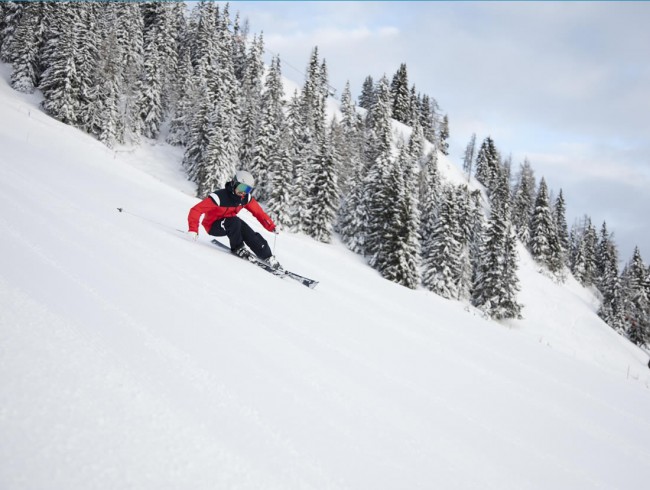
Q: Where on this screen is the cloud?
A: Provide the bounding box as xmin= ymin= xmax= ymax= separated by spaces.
xmin=528 ymin=144 xmax=650 ymax=189
xmin=266 ymin=24 xmax=399 ymax=51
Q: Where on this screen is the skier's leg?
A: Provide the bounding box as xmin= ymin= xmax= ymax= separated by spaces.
xmin=210 ymin=217 xmax=246 ymax=252
xmin=240 ymin=220 xmax=273 ymax=259
xmin=208 ymin=219 xmax=229 ymax=238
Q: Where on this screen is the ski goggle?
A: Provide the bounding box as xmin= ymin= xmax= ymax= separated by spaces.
xmin=235 ymin=182 xmax=254 ymax=195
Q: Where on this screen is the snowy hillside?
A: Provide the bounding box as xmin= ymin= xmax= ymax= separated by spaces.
xmin=1 ymin=64 xmax=650 ymax=490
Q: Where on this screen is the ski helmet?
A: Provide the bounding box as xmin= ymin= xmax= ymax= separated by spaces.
xmin=233 ymin=170 xmax=256 ymax=195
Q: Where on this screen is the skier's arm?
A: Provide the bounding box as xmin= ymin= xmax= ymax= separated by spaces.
xmin=187 ymin=197 xmax=216 ymax=233
xmin=246 ymin=199 xmax=276 ymax=232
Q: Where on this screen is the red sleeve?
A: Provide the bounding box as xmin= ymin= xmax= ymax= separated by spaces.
xmin=245 ymin=199 xmax=276 ymax=232
xmin=188 ymin=197 xmax=216 ymax=233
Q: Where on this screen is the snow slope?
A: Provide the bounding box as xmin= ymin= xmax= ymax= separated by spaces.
xmin=1 ymin=64 xmax=650 ymax=490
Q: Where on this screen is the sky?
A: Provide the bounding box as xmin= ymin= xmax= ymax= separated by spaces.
xmin=2 ymin=62 xmax=650 ymax=489
xmin=229 ymin=1 xmax=650 ymax=265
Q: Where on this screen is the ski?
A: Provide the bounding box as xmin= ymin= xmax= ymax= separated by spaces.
xmin=210 ymin=239 xmax=318 ymax=289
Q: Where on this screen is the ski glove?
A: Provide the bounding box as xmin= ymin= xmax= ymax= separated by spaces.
xmin=188 ymin=231 xmax=198 ymax=241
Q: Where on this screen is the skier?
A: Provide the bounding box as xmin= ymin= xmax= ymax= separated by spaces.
xmin=187 ymin=170 xmax=281 ymax=268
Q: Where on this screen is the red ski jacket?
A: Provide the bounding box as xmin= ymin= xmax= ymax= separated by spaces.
xmin=188 ymin=187 xmax=276 ymax=234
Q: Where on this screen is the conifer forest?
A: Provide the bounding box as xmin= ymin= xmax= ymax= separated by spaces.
xmin=1 ymin=1 xmax=648 ymax=348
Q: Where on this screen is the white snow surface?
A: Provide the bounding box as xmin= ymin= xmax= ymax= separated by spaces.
xmin=1 ymin=64 xmax=650 ymax=490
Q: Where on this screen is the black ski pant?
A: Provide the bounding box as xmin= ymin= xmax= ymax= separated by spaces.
xmin=208 ymin=217 xmax=272 ymax=259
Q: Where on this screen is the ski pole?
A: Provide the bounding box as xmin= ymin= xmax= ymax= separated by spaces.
xmin=116 ymin=208 xmax=185 ymax=234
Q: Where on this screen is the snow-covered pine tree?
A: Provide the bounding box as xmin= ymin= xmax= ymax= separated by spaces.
xmin=196 ymin=100 xmax=238 ymax=196
xmin=335 ymin=84 xmax=371 ymax=256
xmin=501 ymin=154 xmax=513 ymax=188
xmin=166 ymin=37 xmax=196 ymax=146
xmin=372 ymin=140 xmax=420 ymax=288
xmin=358 ymin=75 xmax=375 ymax=111
xmin=215 ymin=3 xmax=242 ymax=103
xmin=317 ymin=58 xmax=329 ymax=135
xmin=407 ymin=85 xmax=419 ymax=126
xmin=397 ymin=126 xmax=424 ymax=287
xmin=364 ymin=75 xmax=394 ymax=261
xmin=136 ymin=2 xmax=181 ymax=139
xmin=85 ymin=3 xmax=125 ymax=148
xmin=474 ymin=136 xmax=500 ymax=194
xmin=438 ymin=114 xmax=450 ymax=156
xmin=182 ymin=86 xmax=211 ymax=182
xmin=9 ymin=1 xmax=45 ymax=94
xmin=208 ymin=4 xmax=241 ymax=189
xmin=303 ymin=122 xmax=340 ymax=243
xmin=584 ymin=221 xmax=599 ymax=284
xmin=467 ymin=189 xmax=486 ymax=295
xmin=182 ymin=5 xmax=216 ymax=183
xmin=512 ymin=158 xmax=537 ymax=246
xmin=472 ymin=172 xmax=522 ymax=319
xmin=285 ymin=90 xmax=311 ymax=231
xmin=259 ymin=55 xmax=288 ymax=221
xmin=339 ymin=80 xmax=355 ymax=131
xmin=336 ymin=154 xmax=369 ymax=254
xmin=570 ymin=217 xmax=598 ymax=286
xmin=268 ymin=142 xmax=294 ymax=229
xmin=181 ymin=2 xmax=219 ymax=177
xmin=598 ymin=268 xmax=625 ymax=334
xmin=263 ymin=54 xmax=287 ymax=126
xmin=422 ymin=185 xmax=461 ymax=298
xmin=300 ymin=46 xmax=322 ymax=133
xmin=264 ymin=61 xmax=293 ymax=229
xmin=115 ymin=1 xmax=144 ymax=145
xmin=418 ymin=93 xmax=438 ymax=143
xmin=570 ymin=228 xmax=588 ymax=285
xmin=195 ymin=102 xmax=224 ymax=195
xmin=596 ymin=222 xmax=625 ymax=332
xmin=394 ymin=146 xmax=421 ymax=289
xmin=422 ymin=183 xmax=479 ymax=301
xmin=529 ymin=177 xmax=563 ymax=275
xmin=293 ymin=47 xmax=328 ymax=232
xmin=0 ymin=1 xmax=23 ymax=63
xmin=39 ymin=2 xmax=83 ymax=126
xmin=553 ymin=189 xmax=570 ymax=263
xmin=239 ymin=33 xmax=265 ymax=175
xmin=596 ymin=222 xmax=613 ymax=289
xmin=339 ymin=91 xmax=386 ymax=252
xmin=621 ymin=247 xmax=650 ymax=346
xmin=134 ymin=3 xmax=163 ymax=137
xmin=73 ymin=2 xmax=103 ymax=135
xmin=190 ymin=1 xmax=217 ymax=87
xmin=407 ymin=119 xmax=425 ymax=169
xmin=454 ymin=185 xmax=477 ymax=301
xmin=231 ymin=12 xmax=248 ymax=82
xmin=390 ymin=63 xmax=410 ymax=124
xmin=499 ymin=219 xmax=523 ymax=319
xmin=184 ymin=3 xmax=242 ymax=196
xmin=160 ymin=2 xmax=186 ymax=113
xmin=462 ymin=133 xmax=477 ymax=178
xmin=490 ymin=157 xmax=511 ymax=216
xmin=336 ymin=81 xmax=364 ymax=194
xmin=418 ymin=150 xmax=442 ymax=258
